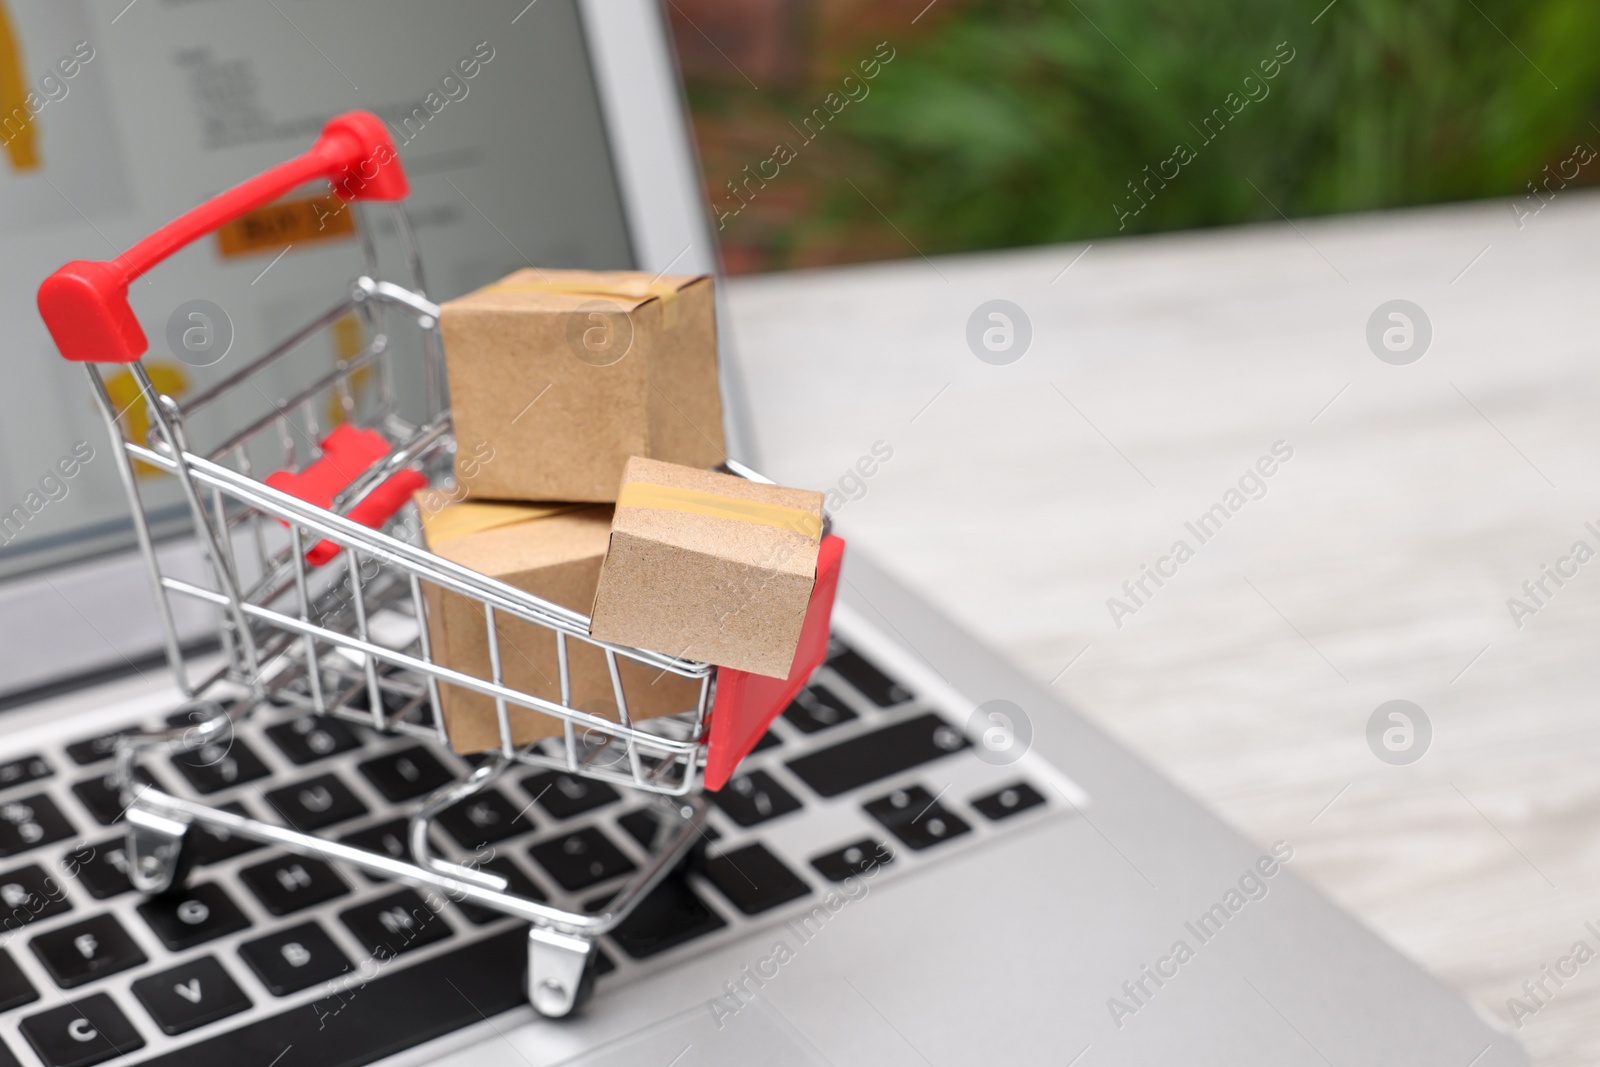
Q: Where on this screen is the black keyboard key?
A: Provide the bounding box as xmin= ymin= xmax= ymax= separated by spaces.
xmin=188 ymin=802 xmax=262 ymax=866
xmin=828 ymin=647 xmax=911 ymax=706
xmin=616 ymin=808 xmax=668 ymax=852
xmin=239 ymin=856 xmax=349 ymax=916
xmin=864 ymin=785 xmax=972 ymax=851
xmin=709 ymin=769 xmax=802 ymax=827
xmin=617 ymin=807 xmax=720 ymax=854
xmin=0 ymin=1041 xmax=15 ymax=1067
xmin=0 ymin=950 xmax=37 ymax=1012
xmin=452 ymin=857 xmax=545 ymax=925
xmin=0 ymin=755 xmax=51 ymax=791
xmin=31 ymin=914 xmax=147 ymax=989
xmin=782 ymin=686 xmax=858 ymax=734
xmin=21 ymin=993 xmax=145 ymax=1067
xmin=520 ymin=771 xmax=620 ymax=820
xmin=0 ymin=795 xmax=75 ymax=857
xmin=170 ymin=739 xmax=270 ymax=795
xmin=164 ymin=708 xmax=241 ymax=752
xmin=529 ymin=827 xmax=635 ymax=891
xmin=70 ymin=769 xmax=162 ymax=827
xmin=69 ymin=778 xmax=128 ymax=830
xmin=435 ymin=789 xmax=534 ymax=851
xmin=264 ymin=774 xmax=368 ymax=832
xmin=132 ymin=955 xmax=251 ymax=1036
xmin=357 ymin=746 xmax=454 ymax=802
xmin=811 ymin=839 xmax=895 ymax=883
xmin=338 ymin=819 xmax=410 ymax=883
xmin=972 ymin=781 xmax=1047 ymax=822
xmin=589 ymin=875 xmax=726 ymax=959
xmin=356 ymin=748 xmax=451 ymax=806
xmin=64 ymin=842 xmax=132 ymax=900
xmin=340 ymin=889 xmax=452 ymax=959
xmin=0 ymin=864 xmax=73 ymax=931
xmin=165 ymin=704 xmax=231 ymax=730
xmin=786 ymin=713 xmax=969 ymax=798
xmin=264 ymin=715 xmax=361 ymax=765
xmin=699 ymin=842 xmax=810 ymax=915
xmin=133 ymin=927 xmax=529 ymax=1066
xmin=137 ymin=884 xmax=250 ymax=951
xmin=341 ymin=681 xmax=416 ymax=718
xmin=238 ymin=922 xmax=351 ymax=996
xmin=65 ymin=733 xmax=127 ymax=767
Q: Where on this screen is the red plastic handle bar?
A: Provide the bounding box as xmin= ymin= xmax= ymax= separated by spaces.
xmin=37 ymin=110 xmax=408 ymax=364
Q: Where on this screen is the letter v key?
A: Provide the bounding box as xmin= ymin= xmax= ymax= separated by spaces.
xmin=174 ymin=978 xmax=203 ymax=1004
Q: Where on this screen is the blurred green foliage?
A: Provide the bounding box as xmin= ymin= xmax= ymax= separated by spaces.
xmin=811 ymin=0 xmax=1600 ymax=255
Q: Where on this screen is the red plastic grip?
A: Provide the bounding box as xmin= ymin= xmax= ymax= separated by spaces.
xmin=37 ymin=110 xmax=408 ymax=364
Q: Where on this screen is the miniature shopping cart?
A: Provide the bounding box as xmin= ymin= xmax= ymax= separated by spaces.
xmin=35 ymin=111 xmax=811 ymax=1018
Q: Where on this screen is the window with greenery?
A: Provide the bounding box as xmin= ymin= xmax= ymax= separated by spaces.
xmin=667 ymin=0 xmax=1600 ymax=272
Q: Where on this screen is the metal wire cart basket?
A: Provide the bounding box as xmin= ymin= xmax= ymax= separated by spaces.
xmin=35 ymin=111 xmax=762 ymax=1018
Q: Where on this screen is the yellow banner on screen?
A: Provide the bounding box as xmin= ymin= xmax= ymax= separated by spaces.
xmin=0 ymin=1 xmax=39 ymax=172
xmin=216 ymin=195 xmax=355 ymax=257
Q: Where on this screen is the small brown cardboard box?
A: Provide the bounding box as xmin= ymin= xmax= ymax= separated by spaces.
xmin=417 ymin=498 xmax=702 ymax=754
xmin=439 ymin=268 xmax=726 ymax=503
xmin=588 ymin=458 xmax=825 ymax=678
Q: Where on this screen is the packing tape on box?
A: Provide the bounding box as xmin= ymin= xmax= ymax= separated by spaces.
xmin=487 ymin=277 xmax=682 ymax=327
xmin=617 ymin=482 xmax=822 ymax=541
xmin=420 ymin=500 xmax=588 ymax=545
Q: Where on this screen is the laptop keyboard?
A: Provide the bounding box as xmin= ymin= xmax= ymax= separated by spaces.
xmin=0 ymin=636 xmax=1067 ymax=1067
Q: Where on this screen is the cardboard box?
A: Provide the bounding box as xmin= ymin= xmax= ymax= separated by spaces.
xmin=417 ymin=498 xmax=703 ymax=754
xmin=439 ymin=268 xmax=726 ymax=503
xmin=588 ymin=457 xmax=825 ymax=678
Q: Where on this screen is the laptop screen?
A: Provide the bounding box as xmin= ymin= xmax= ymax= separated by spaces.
xmin=0 ymin=0 xmax=635 ymax=583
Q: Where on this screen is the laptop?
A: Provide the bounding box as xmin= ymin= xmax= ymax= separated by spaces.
xmin=0 ymin=1 xmax=1527 ymax=1064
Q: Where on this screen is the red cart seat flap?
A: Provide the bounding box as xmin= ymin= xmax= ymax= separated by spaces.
xmin=704 ymin=534 xmax=845 ymax=791
xmin=263 ymin=424 xmax=426 ymax=566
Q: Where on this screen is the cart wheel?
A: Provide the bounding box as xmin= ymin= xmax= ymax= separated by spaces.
xmin=568 ymin=954 xmax=599 ymax=1014
xmin=529 ymin=951 xmax=599 ymax=1019
xmin=124 ymin=807 xmax=195 ymax=896
xmin=526 ymin=927 xmax=598 ymax=1018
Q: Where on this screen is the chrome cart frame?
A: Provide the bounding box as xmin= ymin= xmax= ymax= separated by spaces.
xmin=36 ymin=111 xmax=724 ymax=1017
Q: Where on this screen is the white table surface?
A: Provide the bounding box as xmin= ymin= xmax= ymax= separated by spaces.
xmin=724 ymin=191 xmax=1600 ymax=1066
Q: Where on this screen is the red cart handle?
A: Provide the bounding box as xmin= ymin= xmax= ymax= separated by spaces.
xmin=37 ymin=110 xmax=408 ymax=365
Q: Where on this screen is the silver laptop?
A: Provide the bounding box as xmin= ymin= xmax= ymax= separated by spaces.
xmin=0 ymin=2 xmax=1526 ymax=1064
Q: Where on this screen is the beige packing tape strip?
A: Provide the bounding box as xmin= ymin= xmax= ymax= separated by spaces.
xmin=421 ymin=500 xmax=588 ymax=545
xmin=488 ymin=277 xmax=683 ymax=328
xmin=618 ymin=482 xmax=822 ymax=542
